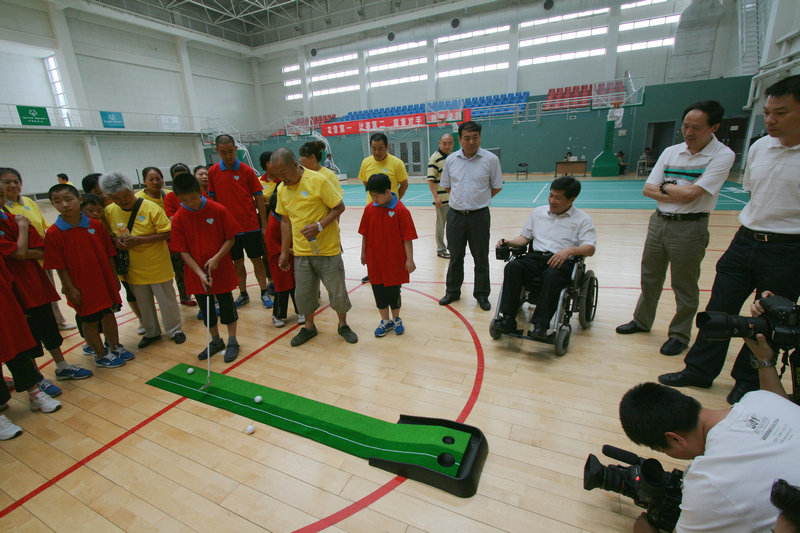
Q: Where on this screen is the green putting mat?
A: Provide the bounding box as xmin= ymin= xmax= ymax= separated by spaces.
xmin=148 ymin=364 xmax=488 ymax=492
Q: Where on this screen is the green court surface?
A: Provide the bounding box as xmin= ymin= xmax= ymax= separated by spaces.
xmin=148 ymin=364 xmax=488 ymax=496
xmin=342 ymin=180 xmax=748 ymax=210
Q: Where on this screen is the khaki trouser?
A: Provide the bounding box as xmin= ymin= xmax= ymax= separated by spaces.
xmin=435 ymin=203 xmax=449 ymax=253
xmin=632 ymin=212 xmax=709 ymax=344
xmin=130 ymin=280 xmax=183 ymax=338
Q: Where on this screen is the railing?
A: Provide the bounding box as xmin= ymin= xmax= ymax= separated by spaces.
xmin=0 ymin=103 xmax=218 ymax=133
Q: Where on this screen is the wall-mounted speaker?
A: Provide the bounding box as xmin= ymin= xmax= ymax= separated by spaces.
xmin=543 ymin=0 xmax=554 ymax=10
xmin=388 ymin=32 xmax=395 ymax=41
xmin=451 ymin=18 xmax=460 ymax=28
xmin=310 ymin=48 xmax=318 ymax=57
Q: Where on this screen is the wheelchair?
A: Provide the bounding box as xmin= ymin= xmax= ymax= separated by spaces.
xmin=489 ymin=243 xmax=598 ymax=355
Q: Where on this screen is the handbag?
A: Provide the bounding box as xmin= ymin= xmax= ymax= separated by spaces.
xmin=113 ymin=198 xmax=143 ymax=276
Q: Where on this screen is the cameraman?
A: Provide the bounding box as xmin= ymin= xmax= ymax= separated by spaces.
xmin=743 ymin=291 xmax=793 ymax=399
xmin=493 ymin=177 xmax=596 ymax=338
xmin=620 ymin=382 xmax=800 ymax=533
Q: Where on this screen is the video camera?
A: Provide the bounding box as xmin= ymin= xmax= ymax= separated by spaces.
xmin=696 ymin=294 xmax=800 ymax=401
xmin=584 ymin=445 xmax=683 ymax=532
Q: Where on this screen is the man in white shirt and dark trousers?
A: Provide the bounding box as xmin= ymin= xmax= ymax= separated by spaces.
xmin=439 ymin=121 xmax=503 ymax=310
xmin=616 ymin=101 xmax=734 ymax=356
xmin=494 ymin=177 xmax=596 ymax=338
xmin=659 ymin=75 xmax=800 ymax=404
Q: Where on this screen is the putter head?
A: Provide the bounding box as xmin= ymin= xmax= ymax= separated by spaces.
xmin=199 ymin=382 xmax=210 ymax=391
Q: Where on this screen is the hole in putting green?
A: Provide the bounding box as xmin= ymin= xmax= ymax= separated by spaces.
xmin=437 ymin=452 xmax=455 ymax=468
xmin=442 ymin=435 xmax=455 ymax=445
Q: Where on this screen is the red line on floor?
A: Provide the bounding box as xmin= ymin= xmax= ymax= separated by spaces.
xmin=293 ymin=285 xmax=485 ymax=532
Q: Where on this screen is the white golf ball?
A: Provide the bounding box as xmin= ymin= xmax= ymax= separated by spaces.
xmin=186 ymin=368 xmax=194 ymax=374
xmin=245 ymin=425 xmax=255 ymax=434
xmin=254 ymin=395 xmax=263 ymax=403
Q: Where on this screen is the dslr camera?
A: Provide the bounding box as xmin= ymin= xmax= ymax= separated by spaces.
xmin=696 ymin=294 xmax=800 ymax=350
xmin=584 ymin=445 xmax=683 ymax=532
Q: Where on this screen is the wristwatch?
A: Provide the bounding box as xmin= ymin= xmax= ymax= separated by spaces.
xmin=750 ymin=354 xmax=777 ymax=369
xmin=316 ymin=222 xmax=324 ymax=234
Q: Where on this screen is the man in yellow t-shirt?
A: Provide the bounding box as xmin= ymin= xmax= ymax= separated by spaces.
xmin=272 ymin=148 xmax=357 ymax=347
xmin=357 ymin=132 xmax=408 ymax=204
xmin=57 ymin=173 xmax=76 ymax=188
xmin=1 ymin=167 xmax=76 ymax=330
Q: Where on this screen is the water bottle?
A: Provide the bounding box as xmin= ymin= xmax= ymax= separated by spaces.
xmin=117 ymin=223 xmax=130 ymax=238
xmin=308 ymin=237 xmax=321 ymax=255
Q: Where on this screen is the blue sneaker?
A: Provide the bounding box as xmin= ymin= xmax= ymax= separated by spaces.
xmin=234 ymin=293 xmax=250 ymax=308
xmin=95 ymin=352 xmax=126 ymax=368
xmin=37 ymin=378 xmax=62 ymax=397
xmin=374 ymin=320 xmax=394 ymax=338
xmin=82 ymin=344 xmax=96 ymax=356
xmin=393 ymin=317 xmax=405 ymax=335
xmin=110 ymin=344 xmax=135 ymax=361
xmin=261 ymin=291 xmax=273 ymax=309
xmin=55 ymin=364 xmax=93 ymax=381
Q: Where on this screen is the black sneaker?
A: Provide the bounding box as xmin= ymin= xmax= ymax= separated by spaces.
xmin=234 ymin=293 xmax=250 ymax=308
xmin=172 ymin=331 xmax=187 ymax=344
xmin=337 ymin=325 xmax=358 ymax=344
xmin=198 ymin=338 xmax=225 ymax=360
xmin=138 ymin=336 xmax=160 ymax=349
xmin=291 ymin=327 xmax=318 ymax=347
xmin=223 ymin=342 xmax=240 ymax=363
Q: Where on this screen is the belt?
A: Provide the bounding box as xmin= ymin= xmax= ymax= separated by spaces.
xmin=741 ymin=226 xmax=800 ymax=243
xmin=451 ymin=206 xmax=488 ymax=216
xmin=656 ymin=210 xmax=709 ymax=221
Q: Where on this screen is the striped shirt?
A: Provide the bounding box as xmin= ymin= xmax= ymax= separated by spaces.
xmin=427 ymin=148 xmax=449 ymax=204
xmin=645 ymin=136 xmax=734 ymax=214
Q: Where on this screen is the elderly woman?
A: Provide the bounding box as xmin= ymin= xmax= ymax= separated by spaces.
xmin=100 ymin=172 xmax=185 ymax=349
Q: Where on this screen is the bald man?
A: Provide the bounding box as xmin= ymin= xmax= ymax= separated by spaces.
xmin=427 ymin=133 xmax=454 ymax=258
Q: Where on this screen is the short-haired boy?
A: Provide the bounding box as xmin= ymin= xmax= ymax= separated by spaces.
xmin=0 ymin=178 xmax=92 ymax=391
xmin=358 ymin=173 xmax=417 ymax=337
xmin=170 ymin=173 xmax=242 ymax=362
xmin=44 ymin=184 xmax=133 ymax=368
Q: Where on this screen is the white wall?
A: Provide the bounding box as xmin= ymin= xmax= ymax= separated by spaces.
xmin=0 ymin=133 xmax=87 ymax=195
xmin=0 ymin=51 xmax=54 ymax=106
xmin=97 ymin=136 xmax=202 ymax=186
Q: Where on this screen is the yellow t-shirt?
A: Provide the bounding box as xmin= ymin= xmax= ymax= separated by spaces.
xmin=275 ymin=169 xmax=343 ymax=256
xmin=105 ymin=199 xmax=174 ymax=285
xmin=262 ymin=179 xmax=278 ymax=198
xmin=316 ymin=166 xmax=343 ymax=195
xmin=135 ymin=188 xmax=168 ymax=212
xmin=5 ymin=197 xmax=49 ymax=238
xmin=357 ymin=153 xmax=408 ymax=204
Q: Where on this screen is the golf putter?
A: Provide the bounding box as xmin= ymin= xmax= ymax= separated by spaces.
xmin=200 ymin=267 xmax=212 ymax=391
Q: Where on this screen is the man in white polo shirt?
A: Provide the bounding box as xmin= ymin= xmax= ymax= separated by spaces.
xmin=616 ymin=101 xmax=734 ymax=356
xmin=659 ymin=75 xmax=800 ymax=404
xmin=438 ymin=121 xmax=503 ymax=310
xmin=494 ymin=177 xmax=596 ymax=338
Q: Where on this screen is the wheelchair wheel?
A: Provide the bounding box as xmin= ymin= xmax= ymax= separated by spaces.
xmin=578 ymin=271 xmax=598 ymax=329
xmin=554 ymin=325 xmax=571 ymax=356
xmin=489 ymin=318 xmax=502 ymax=340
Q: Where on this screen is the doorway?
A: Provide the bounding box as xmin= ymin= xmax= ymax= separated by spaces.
xmin=644 ymin=121 xmax=677 ymax=159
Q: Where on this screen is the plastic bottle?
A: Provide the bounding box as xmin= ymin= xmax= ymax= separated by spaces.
xmin=308 ymin=237 xmax=321 ymax=255
xmin=117 ymin=223 xmax=131 ymax=238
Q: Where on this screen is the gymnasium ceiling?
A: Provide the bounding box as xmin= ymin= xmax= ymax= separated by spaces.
xmin=87 ymin=0 xmax=553 ymax=49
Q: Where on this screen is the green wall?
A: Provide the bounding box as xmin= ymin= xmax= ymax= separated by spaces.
xmin=220 ymin=76 xmax=752 ymax=176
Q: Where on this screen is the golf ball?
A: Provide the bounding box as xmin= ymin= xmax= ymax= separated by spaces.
xmin=187 ymin=368 xmax=194 ymax=374
xmin=254 ymin=395 xmax=263 ymax=403
xmin=245 ymin=425 xmax=255 ymax=434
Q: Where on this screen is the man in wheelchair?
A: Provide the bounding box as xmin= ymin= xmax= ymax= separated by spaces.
xmin=494 ymin=177 xmax=596 ymax=339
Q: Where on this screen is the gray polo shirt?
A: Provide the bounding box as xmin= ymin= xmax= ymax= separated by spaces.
xmin=440 ymin=147 xmax=503 ymax=211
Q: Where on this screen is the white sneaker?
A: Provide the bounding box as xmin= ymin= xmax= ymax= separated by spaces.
xmin=272 ymin=316 xmax=286 ymax=328
xmin=136 ymin=325 xmax=146 ymax=335
xmin=297 ymin=314 xmax=306 ymax=324
xmin=29 ymin=390 xmax=62 ymax=413
xmin=0 ymin=415 xmax=23 ymax=440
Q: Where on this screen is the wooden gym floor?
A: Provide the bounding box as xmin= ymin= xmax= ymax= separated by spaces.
xmin=2 ymin=178 xmax=746 ymax=532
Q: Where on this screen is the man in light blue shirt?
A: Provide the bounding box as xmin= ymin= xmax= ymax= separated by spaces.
xmin=439 ymin=121 xmax=503 ymax=310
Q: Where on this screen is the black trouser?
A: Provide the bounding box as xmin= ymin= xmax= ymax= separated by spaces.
xmin=683 ymin=227 xmax=800 ymax=388
xmin=273 ymin=288 xmax=297 ymax=319
xmin=445 ymin=207 xmax=491 ymax=299
xmin=371 ymin=284 xmax=401 ymax=310
xmin=0 ymin=351 xmax=44 ymax=404
xmin=499 ymin=254 xmax=573 ymax=328
xmin=19 ymin=303 xmax=63 ymax=358
xmin=195 ymin=292 xmax=237 ymax=328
